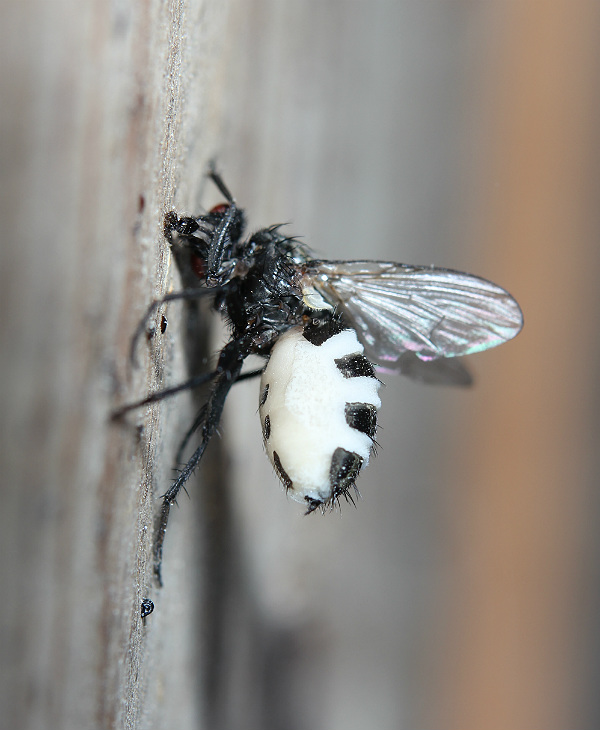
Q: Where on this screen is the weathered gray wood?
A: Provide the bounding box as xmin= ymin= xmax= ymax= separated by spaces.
xmin=1 ymin=1 xmax=230 ymax=727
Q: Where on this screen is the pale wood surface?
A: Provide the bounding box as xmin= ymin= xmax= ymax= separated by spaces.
xmin=1 ymin=1 xmax=229 ymax=727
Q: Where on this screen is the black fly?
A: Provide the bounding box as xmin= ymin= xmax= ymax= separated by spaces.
xmin=116 ymin=168 xmax=523 ymax=585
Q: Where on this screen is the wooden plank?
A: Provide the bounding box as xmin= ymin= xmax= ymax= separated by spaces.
xmin=0 ymin=1 xmax=229 ymax=727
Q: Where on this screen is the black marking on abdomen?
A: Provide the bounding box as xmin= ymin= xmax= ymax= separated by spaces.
xmin=302 ymin=317 xmax=345 ymax=346
xmin=345 ymin=403 xmax=377 ymax=438
xmin=259 ymin=383 xmax=269 ymax=406
xmin=272 ymin=451 xmax=293 ymax=492
xmin=330 ymin=447 xmax=363 ymax=497
xmin=335 ymin=353 xmax=376 ymax=379
xmin=304 ymin=496 xmax=323 ymax=514
xmin=262 ymin=414 xmax=271 ymax=440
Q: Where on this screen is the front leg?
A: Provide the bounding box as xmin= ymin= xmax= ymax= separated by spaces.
xmin=129 ymin=287 xmax=215 ymax=366
xmin=153 ymin=338 xmax=249 ymax=585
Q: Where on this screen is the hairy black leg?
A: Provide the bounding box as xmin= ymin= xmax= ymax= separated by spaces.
xmin=206 ymin=204 xmax=238 ymax=285
xmin=200 ymin=165 xmax=241 ymax=285
xmin=174 ymin=367 xmax=265 ymax=464
xmin=111 ymin=370 xmax=218 ymax=420
xmin=130 ymin=287 xmax=215 ymax=366
xmin=207 ymin=162 xmax=235 ymax=202
xmin=153 ymin=339 xmax=250 ymax=585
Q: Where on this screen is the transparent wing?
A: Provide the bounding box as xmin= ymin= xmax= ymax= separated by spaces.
xmin=385 ymin=351 xmax=473 ymax=386
xmin=305 ymin=260 xmax=523 ymax=372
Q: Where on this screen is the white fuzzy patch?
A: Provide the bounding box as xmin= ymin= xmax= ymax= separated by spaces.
xmin=259 ymin=326 xmax=381 ymax=504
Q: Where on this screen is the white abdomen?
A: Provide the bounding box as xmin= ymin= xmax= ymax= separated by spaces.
xmin=259 ymin=324 xmax=381 ymax=511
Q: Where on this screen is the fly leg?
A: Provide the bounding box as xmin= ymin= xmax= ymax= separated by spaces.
xmin=129 ymin=287 xmax=215 ymax=366
xmin=111 ymin=371 xmax=218 ymax=419
xmin=153 ymin=338 xmax=249 ymax=585
xmin=174 ymin=367 xmax=264 ymax=464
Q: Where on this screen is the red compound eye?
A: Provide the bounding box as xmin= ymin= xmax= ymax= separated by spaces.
xmin=190 ymin=253 xmax=205 ymax=279
xmin=209 ymin=202 xmax=230 ymax=214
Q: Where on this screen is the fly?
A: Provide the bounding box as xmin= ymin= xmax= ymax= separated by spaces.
xmin=114 ymin=167 xmax=523 ymax=585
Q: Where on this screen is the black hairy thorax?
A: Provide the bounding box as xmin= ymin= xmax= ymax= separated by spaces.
xmin=169 ymin=207 xmax=324 ymax=356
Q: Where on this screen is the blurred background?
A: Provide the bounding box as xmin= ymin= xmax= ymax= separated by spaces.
xmin=2 ymin=1 xmax=599 ymax=729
